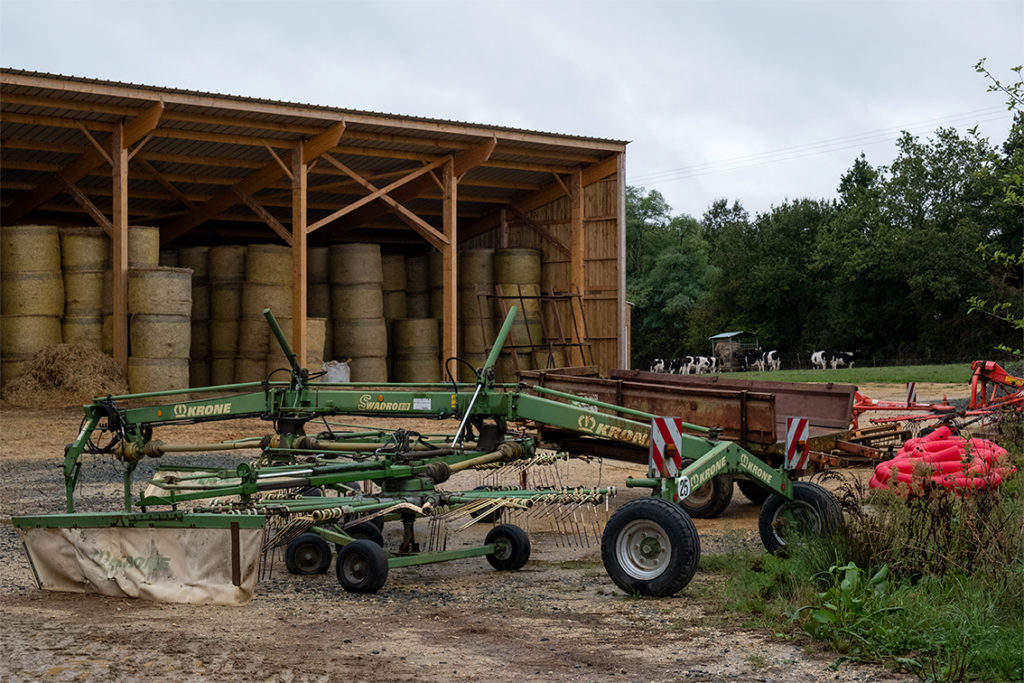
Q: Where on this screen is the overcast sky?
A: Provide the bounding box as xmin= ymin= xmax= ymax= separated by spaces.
xmin=2 ymin=0 xmax=1021 ymax=219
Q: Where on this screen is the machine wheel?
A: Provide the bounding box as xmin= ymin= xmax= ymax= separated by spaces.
xmin=736 ymin=478 xmax=770 ymax=505
xmin=485 ymin=524 xmax=531 ymax=570
xmin=602 ymin=498 xmax=700 ymax=597
xmin=674 ymin=460 xmax=734 ymax=518
xmin=336 ymin=540 xmax=389 ymax=593
xmin=284 ymin=533 xmax=332 ymax=575
xmin=346 ymin=521 xmax=384 ymax=546
xmin=758 ymin=481 xmax=842 ymax=554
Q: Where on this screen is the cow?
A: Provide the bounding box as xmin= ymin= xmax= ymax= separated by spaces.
xmin=693 ymin=355 xmax=719 ymax=374
xmin=830 ymin=350 xmax=856 ymax=369
xmin=736 ymin=349 xmax=767 ymax=371
xmin=810 ymin=350 xmax=829 ymax=370
xmin=650 ymin=358 xmax=666 ymax=373
xmin=764 ymin=349 xmax=781 ymax=371
xmin=668 ymin=356 xmax=693 ymax=374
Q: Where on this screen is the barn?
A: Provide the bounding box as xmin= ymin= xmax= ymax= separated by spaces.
xmin=0 ymin=69 xmax=629 ymax=390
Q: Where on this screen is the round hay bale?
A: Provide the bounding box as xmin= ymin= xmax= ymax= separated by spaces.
xmin=1 ymin=314 xmax=62 ymax=355
xmin=62 ymin=316 xmax=103 ymax=350
xmin=1 ymin=271 xmax=64 ymax=315
xmin=102 ymin=314 xmax=112 ymax=354
xmin=190 ymin=321 xmax=210 ymax=358
xmin=63 ymin=269 xmax=104 ymax=316
xmin=210 ymin=319 xmax=240 ymax=354
xmin=498 ymin=352 xmax=532 ymax=383
xmin=237 ymin=317 xmax=270 ymax=356
xmin=333 ymin=318 xmax=387 ymax=356
xmin=178 ymin=246 xmax=210 ymax=281
xmin=306 ymin=317 xmax=327 ymax=367
xmin=496 ymin=282 xmax=542 ymax=320
xmin=159 ymin=249 xmax=179 ymax=267
xmin=405 ymin=292 xmax=430 ymax=318
xmin=1 ymin=353 xmax=33 ymax=387
xmin=348 ymin=356 xmax=388 ymax=383
xmin=381 ymin=253 xmax=406 ymax=292
xmin=1 ymin=225 xmax=60 ymax=273
xmin=459 ymin=248 xmax=495 ymax=287
xmin=405 ymin=254 xmax=429 ymax=293
xmin=329 ymin=243 xmax=382 ymax=285
xmin=233 ymin=355 xmax=267 ymax=383
xmin=130 ymin=314 xmax=190 ymax=358
xmin=331 ymin=283 xmax=383 ymax=319
xmin=61 ymin=227 xmax=109 ymax=270
xmin=392 ymin=318 xmax=440 ymax=382
xmin=461 ymin=318 xmax=494 ymax=353
xmin=245 ymin=244 xmax=292 ymax=285
xmin=210 ymin=355 xmax=235 ymax=385
xmin=128 ymin=357 xmax=188 ymax=394
xmin=128 ymin=226 xmax=161 ymax=268
xmin=308 ymin=282 xmax=331 ymax=318
xmin=208 ymin=245 xmax=246 ymax=283
xmin=534 ymin=347 xmax=567 ymax=370
xmin=383 ymin=290 xmax=407 ymax=321
xmin=241 ymin=282 xmax=291 ymax=318
xmin=189 ymin=359 xmax=211 ymax=388
xmin=458 ymin=352 xmax=488 ymax=382
xmin=128 ymin=267 xmax=192 ymax=316
xmin=191 ymin=283 xmax=211 ymax=320
xmin=211 ymin=283 xmax=242 ymax=320
xmin=494 ymin=248 xmax=541 ymax=285
xmin=428 ymin=251 xmax=444 ymax=318
xmin=308 ymin=247 xmax=329 ymax=284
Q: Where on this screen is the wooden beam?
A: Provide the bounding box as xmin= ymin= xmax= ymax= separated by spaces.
xmin=231 ymin=186 xmax=292 ymax=245
xmin=462 ymin=154 xmax=619 ymax=241
xmin=77 ymin=123 xmax=113 ymax=167
xmin=616 ymin=151 xmax=628 ymax=369
xmin=111 ymin=122 xmax=130 ymax=374
xmin=57 ymin=175 xmax=113 ymax=234
xmin=509 ymin=207 xmax=569 ymax=256
xmin=161 ymin=121 xmax=344 ymax=243
xmin=2 ymin=101 xmax=164 ymax=224
xmin=135 ymin=158 xmax=197 ymax=210
xmin=0 ymin=111 xmax=117 ymax=132
xmin=570 ymin=170 xmax=585 ymax=366
xmin=292 ymin=139 xmax=308 ymax=367
xmin=336 ymin=137 xmax=495 ymax=233
xmin=309 ymin=155 xmax=449 ymax=233
xmin=441 ymin=158 xmax=458 ymax=371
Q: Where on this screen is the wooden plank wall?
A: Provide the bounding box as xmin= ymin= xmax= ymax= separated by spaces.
xmin=462 ymin=173 xmax=622 ymax=374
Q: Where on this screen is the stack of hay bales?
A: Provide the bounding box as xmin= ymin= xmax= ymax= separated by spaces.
xmin=101 ymin=225 xmax=162 ymax=354
xmin=330 ymin=243 xmax=386 ymax=381
xmin=59 ymin=227 xmax=106 ymax=350
xmin=178 ymin=247 xmax=210 ymax=387
xmin=404 ymin=254 xmax=430 ymax=318
xmin=307 ymin=246 xmax=331 ymax=363
xmin=0 ymin=225 xmax=64 ymax=386
xmin=391 ymin=318 xmax=440 ymax=382
xmin=458 ymin=248 xmax=495 ymax=381
xmin=127 ymin=266 xmax=191 ymax=393
xmin=494 ymin=248 xmax=543 ymax=381
xmin=208 ymin=245 xmax=246 ymax=384
xmin=236 ymin=244 xmax=292 ymax=383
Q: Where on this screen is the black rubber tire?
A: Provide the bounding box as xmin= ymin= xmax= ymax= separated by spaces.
xmin=284 ymin=532 xmax=332 ymax=575
xmin=758 ymin=481 xmax=842 ymax=554
xmin=675 ymin=460 xmax=734 ymax=518
xmin=346 ymin=521 xmax=384 ymax=546
xmin=300 ymin=487 xmax=323 ymax=497
xmin=484 ymin=524 xmax=531 ymax=571
xmin=736 ymin=478 xmax=771 ymax=505
xmin=470 ymin=486 xmax=502 ymax=524
xmin=601 ymin=497 xmax=700 ymax=597
xmin=336 ymin=539 xmax=389 ymax=593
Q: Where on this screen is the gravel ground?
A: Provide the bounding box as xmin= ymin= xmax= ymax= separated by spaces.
xmin=0 ymin=390 xmax=948 ymax=683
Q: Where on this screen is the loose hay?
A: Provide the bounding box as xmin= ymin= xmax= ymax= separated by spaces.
xmin=2 ymin=344 xmax=128 ymax=407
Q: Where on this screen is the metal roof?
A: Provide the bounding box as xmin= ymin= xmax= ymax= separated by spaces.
xmin=708 ymin=331 xmax=757 ymax=340
xmin=1 ymin=68 xmax=627 ymax=246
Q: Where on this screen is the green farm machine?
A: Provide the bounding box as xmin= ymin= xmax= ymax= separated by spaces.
xmin=13 ymin=308 xmax=841 ymax=604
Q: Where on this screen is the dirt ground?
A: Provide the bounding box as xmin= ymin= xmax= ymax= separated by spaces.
xmin=1 ymin=384 xmax=963 ymax=682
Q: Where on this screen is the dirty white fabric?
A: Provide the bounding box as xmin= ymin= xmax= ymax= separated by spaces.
xmin=322 ymin=360 xmax=351 ymax=383
xmin=18 ymin=526 xmax=262 ymax=605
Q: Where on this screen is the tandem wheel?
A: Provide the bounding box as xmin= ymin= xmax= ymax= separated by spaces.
xmin=758 ymin=481 xmax=842 ymax=553
xmin=336 ymin=539 xmax=389 ymax=593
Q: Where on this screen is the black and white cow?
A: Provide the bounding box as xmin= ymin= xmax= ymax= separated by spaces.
xmin=650 ymin=358 xmax=667 ymax=373
xmin=764 ymin=349 xmax=781 ymax=371
xmin=693 ymin=355 xmax=719 ymax=374
xmin=810 ymin=350 xmax=856 ymax=369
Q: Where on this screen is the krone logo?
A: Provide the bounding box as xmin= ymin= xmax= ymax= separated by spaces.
xmin=173 ymin=403 xmax=187 ymax=418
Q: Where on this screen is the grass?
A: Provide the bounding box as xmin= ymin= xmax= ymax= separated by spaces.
xmin=723 ymin=363 xmax=974 ymax=385
xmin=697 ymin=432 xmax=1024 ymax=681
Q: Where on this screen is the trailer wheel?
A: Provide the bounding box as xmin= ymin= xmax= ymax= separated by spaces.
xmin=336 ymin=539 xmax=389 ymax=593
xmin=285 ymin=533 xmax=332 ymax=575
xmin=333 ymin=521 xmax=385 ymax=553
xmin=736 ymin=478 xmax=770 ymax=505
xmin=602 ymin=498 xmax=700 ymax=597
xmin=675 ymin=460 xmax=733 ymax=518
xmin=485 ymin=524 xmax=531 ymax=570
xmin=758 ymin=482 xmax=842 ymax=554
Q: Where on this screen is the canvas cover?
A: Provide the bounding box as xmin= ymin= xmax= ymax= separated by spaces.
xmin=18 ymin=525 xmax=263 ymax=605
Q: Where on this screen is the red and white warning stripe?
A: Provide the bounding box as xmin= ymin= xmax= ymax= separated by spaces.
xmin=906 ymin=381 xmax=917 ymax=406
xmin=785 ymin=417 xmax=810 ymax=470
xmin=649 ymin=417 xmax=684 ymax=478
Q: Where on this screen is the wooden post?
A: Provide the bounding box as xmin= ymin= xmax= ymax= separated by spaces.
xmin=292 ymin=139 xmax=308 ymax=368
xmin=616 ymin=151 xmax=628 ymax=369
xmin=500 ymin=207 xmax=509 ymax=248
xmin=570 ymin=169 xmax=585 ymax=366
xmin=111 ymin=122 xmax=129 ymax=374
xmin=442 ymin=158 xmax=458 ymax=374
